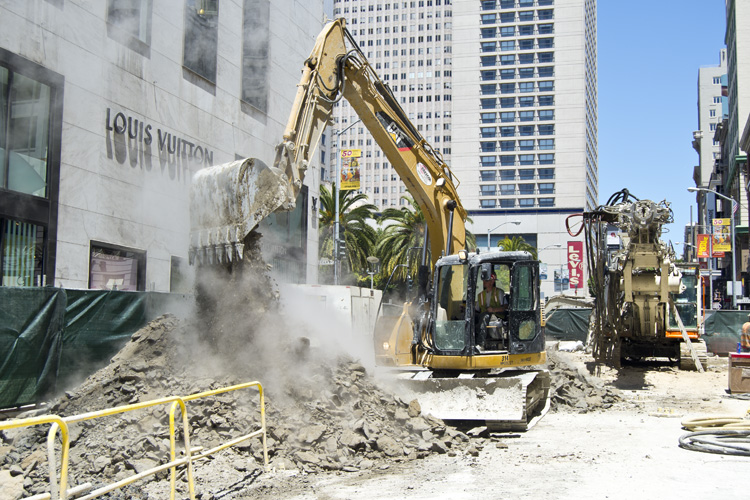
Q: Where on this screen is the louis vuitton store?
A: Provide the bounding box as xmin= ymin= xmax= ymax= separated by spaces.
xmin=0 ymin=0 xmax=324 ymax=292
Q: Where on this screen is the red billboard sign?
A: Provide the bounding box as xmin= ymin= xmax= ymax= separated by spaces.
xmin=567 ymin=241 xmax=583 ymax=289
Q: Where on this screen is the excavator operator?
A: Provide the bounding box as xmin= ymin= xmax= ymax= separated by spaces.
xmin=475 ymin=271 xmax=508 ymax=351
xmin=477 ymin=272 xmax=507 ymax=318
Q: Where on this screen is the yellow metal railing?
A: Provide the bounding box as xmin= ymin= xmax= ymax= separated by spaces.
xmin=0 ymin=381 xmax=267 ymax=500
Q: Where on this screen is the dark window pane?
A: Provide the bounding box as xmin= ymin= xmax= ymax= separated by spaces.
xmin=481 ymin=170 xmax=496 ymax=181
xmin=242 ymin=0 xmax=270 ymax=111
xmin=7 ymin=74 xmax=50 ymax=197
xmin=519 ymin=168 xmax=534 ymax=179
xmin=183 ymin=0 xmax=219 ymax=83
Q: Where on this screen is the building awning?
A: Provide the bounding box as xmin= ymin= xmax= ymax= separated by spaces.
xmin=736 ymin=225 xmax=748 ymax=236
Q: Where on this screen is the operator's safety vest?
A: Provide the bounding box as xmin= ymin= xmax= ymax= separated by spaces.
xmin=478 ymin=288 xmax=503 ymax=311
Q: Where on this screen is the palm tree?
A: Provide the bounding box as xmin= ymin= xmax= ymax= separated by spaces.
xmin=376 ymin=196 xmax=426 ymax=282
xmin=497 ymin=235 xmax=538 ymax=260
xmin=376 ymin=196 xmax=477 ymax=282
xmin=319 ymin=184 xmax=378 ymax=277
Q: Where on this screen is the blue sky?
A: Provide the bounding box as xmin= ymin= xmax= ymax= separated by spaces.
xmin=598 ymin=0 xmax=727 ymax=244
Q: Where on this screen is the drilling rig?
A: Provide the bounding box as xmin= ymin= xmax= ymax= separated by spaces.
xmin=578 ymin=189 xmax=706 ymax=370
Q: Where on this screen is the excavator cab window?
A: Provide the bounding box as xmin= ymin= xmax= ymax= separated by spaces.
xmin=669 ymin=267 xmax=699 ymax=330
xmin=509 ymin=261 xmax=539 ymax=341
xmin=433 ymin=263 xmax=469 ymax=351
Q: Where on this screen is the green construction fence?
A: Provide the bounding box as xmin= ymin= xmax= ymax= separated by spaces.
xmin=0 ymin=287 xmax=191 ymax=409
xmin=702 ymin=310 xmax=745 ymax=354
xmin=545 ymin=308 xmax=592 ymax=343
xmin=542 ymin=307 xmax=745 ymax=355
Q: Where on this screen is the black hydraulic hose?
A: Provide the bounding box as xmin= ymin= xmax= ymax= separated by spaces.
xmin=605 ymin=188 xmax=639 ymax=207
xmin=445 ymin=200 xmax=457 ymax=256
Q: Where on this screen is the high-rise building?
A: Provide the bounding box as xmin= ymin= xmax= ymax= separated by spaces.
xmin=330 ymin=0 xmax=596 ymax=299
xmin=725 ymin=0 xmax=750 ymax=296
xmin=330 ymin=0 xmax=455 ymax=210
xmin=725 ymin=0 xmax=750 ymax=200
xmin=691 ymin=50 xmax=727 ymax=247
xmin=452 ymin=0 xmax=597 ymax=299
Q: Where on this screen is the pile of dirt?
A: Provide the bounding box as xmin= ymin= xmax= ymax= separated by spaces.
xmin=0 ymin=227 xmax=626 ymax=498
xmin=0 ymin=312 xmax=480 ymax=499
xmin=546 ymin=346 xmax=624 ymax=413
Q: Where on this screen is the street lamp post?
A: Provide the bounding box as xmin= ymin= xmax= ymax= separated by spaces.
xmin=688 ymin=187 xmax=737 ymax=309
xmin=540 ymin=243 xmax=562 ymax=296
xmin=333 ymin=119 xmax=362 ymax=285
xmin=366 ymin=256 xmax=380 ymax=289
xmin=487 ymin=220 xmax=521 ymax=251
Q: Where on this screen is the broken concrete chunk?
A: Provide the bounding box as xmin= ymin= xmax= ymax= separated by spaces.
xmin=295 ymin=451 xmax=321 ymax=465
xmin=339 ymin=430 xmax=367 ymax=451
xmin=376 ymin=436 xmax=403 ymax=457
xmin=0 ymin=470 xmax=25 ymax=500
xmin=299 ymin=424 xmax=326 ymax=444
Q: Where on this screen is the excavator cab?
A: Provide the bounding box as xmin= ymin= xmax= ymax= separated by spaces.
xmin=427 ymin=251 xmax=545 ymax=359
xmin=379 ymin=250 xmax=550 ymax=430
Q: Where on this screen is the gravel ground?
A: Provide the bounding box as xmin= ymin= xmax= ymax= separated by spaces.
xmin=237 ymin=349 xmax=750 ymax=500
xmin=4 ymin=332 xmax=747 ymax=500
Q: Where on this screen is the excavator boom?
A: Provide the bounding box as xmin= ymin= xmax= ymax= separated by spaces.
xmin=190 ymin=19 xmax=548 ymax=430
xmin=190 ymin=19 xmax=465 ymax=266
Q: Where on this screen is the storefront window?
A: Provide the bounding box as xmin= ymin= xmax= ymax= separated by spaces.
xmin=89 ymin=243 xmax=146 ymax=291
xmin=1 ymin=51 xmax=62 ymax=288
xmin=1 ymin=218 xmax=45 ymax=287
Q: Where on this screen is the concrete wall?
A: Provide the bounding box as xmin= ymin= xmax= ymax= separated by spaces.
xmin=0 ymin=0 xmax=325 ymax=290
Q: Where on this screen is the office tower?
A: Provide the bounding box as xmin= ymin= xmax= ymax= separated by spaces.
xmin=330 ymin=0 xmax=455 ymax=210
xmin=725 ymin=0 xmax=750 ymax=199
xmin=453 ymin=0 xmax=597 ymax=298
xmin=692 ymin=50 xmax=727 ymax=238
xmin=331 ymin=0 xmax=596 ymax=298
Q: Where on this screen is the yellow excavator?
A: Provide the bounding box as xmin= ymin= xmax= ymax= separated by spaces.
xmin=189 ymin=19 xmax=550 ymax=430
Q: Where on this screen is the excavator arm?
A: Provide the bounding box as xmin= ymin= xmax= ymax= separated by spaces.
xmin=190 ymin=18 xmax=466 ymax=267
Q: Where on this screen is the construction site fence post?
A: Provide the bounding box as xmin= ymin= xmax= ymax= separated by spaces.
xmin=0 ymin=381 xmax=266 ymax=500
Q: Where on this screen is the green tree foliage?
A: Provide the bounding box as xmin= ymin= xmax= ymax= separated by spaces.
xmin=497 ymin=235 xmax=538 ymax=260
xmin=376 ymin=196 xmax=425 ymax=282
xmin=318 ymin=184 xmax=378 ymax=282
xmin=375 ymin=196 xmax=477 ymax=283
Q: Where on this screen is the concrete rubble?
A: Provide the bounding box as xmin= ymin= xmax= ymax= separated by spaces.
xmin=1 ymin=237 xmax=622 ymax=497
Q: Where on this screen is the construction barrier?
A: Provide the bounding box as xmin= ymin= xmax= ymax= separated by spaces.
xmin=0 ymin=381 xmax=266 ymax=500
xmin=702 ymin=310 xmax=745 ymax=354
xmin=0 ymin=287 xmax=191 ymax=409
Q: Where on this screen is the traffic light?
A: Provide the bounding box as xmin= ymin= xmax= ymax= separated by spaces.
xmin=338 ymin=239 xmax=347 ymax=259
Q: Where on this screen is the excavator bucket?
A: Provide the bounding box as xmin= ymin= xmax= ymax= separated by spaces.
xmin=189 ymin=158 xmax=295 ymax=266
xmin=393 ymin=369 xmax=551 ymax=431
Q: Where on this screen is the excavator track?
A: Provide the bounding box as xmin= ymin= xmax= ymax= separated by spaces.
xmin=679 ymin=339 xmax=708 ymax=371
